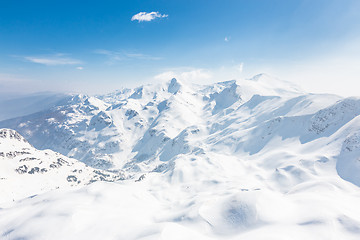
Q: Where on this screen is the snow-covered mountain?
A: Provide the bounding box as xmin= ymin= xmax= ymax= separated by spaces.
xmin=0 ymin=128 xmax=124 ymax=206
xmin=0 ymin=74 xmax=313 ymax=169
xmin=1 ymin=74 xmax=360 ymax=239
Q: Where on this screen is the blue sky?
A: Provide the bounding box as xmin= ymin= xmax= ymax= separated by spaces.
xmin=1 ymin=0 xmax=360 ymax=96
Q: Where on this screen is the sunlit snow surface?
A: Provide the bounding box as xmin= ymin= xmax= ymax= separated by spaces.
xmin=1 ymin=74 xmax=360 ymax=239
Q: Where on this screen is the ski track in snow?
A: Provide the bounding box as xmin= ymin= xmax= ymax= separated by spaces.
xmin=1 ymin=74 xmax=360 ymax=239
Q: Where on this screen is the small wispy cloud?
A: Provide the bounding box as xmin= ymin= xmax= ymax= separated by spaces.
xmin=131 ymin=12 xmax=168 ymax=22
xmin=95 ymin=49 xmax=161 ymax=64
xmin=22 ymin=54 xmax=82 ymax=66
xmin=94 ymin=50 xmax=123 ymax=61
xmin=76 ymin=66 xmax=84 ymax=70
xmin=125 ymin=53 xmax=162 ymax=60
xmin=224 ymin=36 xmax=231 ymax=42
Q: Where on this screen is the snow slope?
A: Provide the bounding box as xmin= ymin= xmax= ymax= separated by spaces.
xmin=1 ymin=74 xmax=360 ymax=239
xmin=0 ymin=128 xmax=124 ymax=207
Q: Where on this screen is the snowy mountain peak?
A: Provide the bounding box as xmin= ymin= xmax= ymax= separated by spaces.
xmin=69 ymin=93 xmax=88 ymax=103
xmin=0 ymin=128 xmax=28 ymax=143
xmin=217 ymin=79 xmax=237 ymax=85
xmin=0 ymin=128 xmax=32 ymax=152
xmin=232 ymin=73 xmax=305 ymax=98
xmin=248 ymin=73 xmax=270 ymax=81
xmin=167 ymin=78 xmax=181 ymax=94
xmin=210 ymin=81 xmax=241 ymax=113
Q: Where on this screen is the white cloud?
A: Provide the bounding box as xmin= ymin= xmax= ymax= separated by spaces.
xmin=76 ymin=66 xmax=84 ymax=70
xmin=23 ymin=54 xmax=82 ymax=66
xmin=153 ymin=63 xmax=246 ymax=85
xmin=225 ymin=36 xmax=230 ymax=42
xmin=154 ymin=71 xmax=177 ymax=81
xmin=154 ymin=68 xmax=212 ymax=82
xmin=131 ymin=12 xmax=168 ymax=22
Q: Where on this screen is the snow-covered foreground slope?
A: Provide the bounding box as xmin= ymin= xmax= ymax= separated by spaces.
xmin=1 ymin=74 xmax=360 ymax=239
xmin=0 ymin=128 xmax=124 ymax=207
xmin=1 ymin=162 xmax=360 ymax=239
